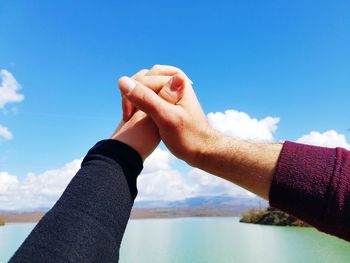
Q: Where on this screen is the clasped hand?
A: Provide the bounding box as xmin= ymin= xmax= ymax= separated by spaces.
xmin=111 ymin=65 xmax=282 ymax=200
xmin=111 ymin=65 xmax=217 ymax=167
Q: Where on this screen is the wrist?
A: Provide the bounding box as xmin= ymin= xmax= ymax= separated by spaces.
xmin=110 ymin=117 xmax=161 ymax=161
xmin=110 ymin=133 xmax=150 ymax=162
xmin=189 ymin=128 xmax=226 ymax=168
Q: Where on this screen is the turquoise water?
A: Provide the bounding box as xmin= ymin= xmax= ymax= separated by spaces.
xmin=1 ymin=218 xmax=350 ymax=263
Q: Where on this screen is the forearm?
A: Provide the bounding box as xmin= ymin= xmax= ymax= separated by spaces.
xmin=196 ymin=133 xmax=350 ymax=241
xmin=194 ymin=131 xmax=282 ymax=199
xmin=10 ymin=140 xmax=143 ymax=263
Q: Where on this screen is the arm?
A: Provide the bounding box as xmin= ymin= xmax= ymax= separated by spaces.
xmin=197 ymin=136 xmax=350 ymax=241
xmin=118 ymin=71 xmax=282 ymax=200
xmin=120 ymin=66 xmax=350 ymax=241
xmin=10 ymin=140 xmax=142 ymax=263
xmin=194 ymin=133 xmax=282 ymax=199
xmin=10 ymin=70 xmax=184 ymax=262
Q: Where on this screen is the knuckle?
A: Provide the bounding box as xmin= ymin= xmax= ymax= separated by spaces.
xmin=138 ymin=91 xmax=157 ymax=113
xmin=162 ymin=111 xmax=184 ymax=129
xmin=139 ymin=91 xmax=150 ymax=103
xmin=138 ymin=69 xmax=149 ymax=77
xmin=152 ymin=64 xmax=161 ymax=70
xmin=133 ymin=74 xmax=142 ymax=82
xmin=170 ymin=65 xmax=181 ymax=71
xmin=132 ymin=69 xmax=149 ymax=79
xmin=159 ymin=88 xmax=174 ymax=103
xmin=173 ymin=112 xmax=185 ymax=127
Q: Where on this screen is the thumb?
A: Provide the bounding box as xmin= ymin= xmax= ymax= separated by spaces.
xmin=157 ymin=74 xmax=186 ymax=105
xmin=119 ymin=75 xmax=186 ymax=123
xmin=118 ymin=77 xmax=178 ymax=123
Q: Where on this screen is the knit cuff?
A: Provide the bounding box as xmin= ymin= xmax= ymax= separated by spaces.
xmin=82 ymin=139 xmax=143 ymax=199
xmin=269 ymin=141 xmax=336 ymax=229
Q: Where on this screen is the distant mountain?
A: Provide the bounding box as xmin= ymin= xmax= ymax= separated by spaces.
xmin=131 ymin=196 xmax=268 ymax=219
xmin=0 ymin=196 xmax=269 ymax=222
xmin=134 ymin=195 xmax=268 ymax=209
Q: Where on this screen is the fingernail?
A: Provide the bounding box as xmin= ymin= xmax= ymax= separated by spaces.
xmin=170 ymin=76 xmax=183 ymax=91
xmin=119 ymin=77 xmax=136 ymax=95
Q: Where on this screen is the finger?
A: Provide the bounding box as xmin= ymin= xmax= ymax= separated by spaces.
xmin=146 ymin=64 xmax=193 ymax=84
xmin=158 ymin=74 xmax=186 ymax=105
xmin=122 ymin=66 xmax=190 ymax=121
xmin=121 ymin=96 xmax=133 ymax=122
xmin=135 ymin=75 xmax=171 ymax=93
xmin=121 ymin=94 xmax=131 ymax=121
xmin=132 ymin=69 xmax=149 ymax=79
xmin=118 ymin=76 xmax=184 ymax=124
xmin=123 ymin=75 xmax=174 ymax=121
xmin=122 ymin=69 xmax=149 ymax=121
xmin=146 ymin=65 xmax=184 ymax=76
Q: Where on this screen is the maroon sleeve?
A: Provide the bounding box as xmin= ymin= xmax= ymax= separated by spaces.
xmin=269 ymin=141 xmax=350 ymax=241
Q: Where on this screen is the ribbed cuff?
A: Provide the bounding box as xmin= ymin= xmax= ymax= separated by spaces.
xmin=82 ymin=139 xmax=143 ymax=199
xmin=269 ymin=141 xmax=336 ymax=229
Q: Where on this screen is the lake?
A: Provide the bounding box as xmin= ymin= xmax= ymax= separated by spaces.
xmin=1 ymin=218 xmax=350 ymax=262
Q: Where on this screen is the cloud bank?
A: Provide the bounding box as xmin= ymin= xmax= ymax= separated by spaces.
xmin=0 ymin=160 xmax=82 ymax=211
xmin=0 ymin=109 xmax=349 ymax=210
xmin=208 ymin=110 xmax=280 ymax=142
xmin=297 ymin=130 xmax=350 ymax=150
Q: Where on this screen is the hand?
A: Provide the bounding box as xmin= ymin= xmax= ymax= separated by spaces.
xmin=122 ymin=65 xmax=192 ymax=122
xmin=112 ymin=67 xmax=186 ymax=160
xmin=118 ymin=67 xmax=217 ymax=166
xmin=118 ymin=65 xmax=282 ymax=200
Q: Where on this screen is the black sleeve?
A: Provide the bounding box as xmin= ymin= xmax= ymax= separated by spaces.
xmin=9 ymin=139 xmax=143 ymax=263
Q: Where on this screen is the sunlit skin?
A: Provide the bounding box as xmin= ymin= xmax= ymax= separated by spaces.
xmin=119 ymin=65 xmax=283 ymax=200
xmin=111 ymin=66 xmax=186 ymax=160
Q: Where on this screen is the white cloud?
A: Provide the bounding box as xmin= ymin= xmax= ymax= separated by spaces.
xmin=7 ymin=110 xmax=350 ymax=210
xmin=0 ymin=172 xmax=18 ymax=193
xmin=297 ymin=130 xmax=350 ymax=150
xmin=0 ymin=69 xmax=24 ymax=109
xmin=142 ymin=148 xmax=173 ymax=173
xmin=0 ymin=109 xmax=278 ymax=210
xmin=136 ymin=147 xmax=255 ymax=202
xmin=208 ymin=110 xmax=280 ymax=142
xmin=137 ymin=148 xmax=195 ymax=201
xmin=5 ymin=110 xmax=348 ymax=210
xmin=0 ymin=147 xmax=254 ymax=210
xmin=0 ymin=69 xmax=24 ymax=142
xmin=186 ymin=168 xmax=255 ymax=197
xmin=0 ymin=159 xmax=81 ymax=211
xmin=0 ymin=125 xmax=13 ymax=141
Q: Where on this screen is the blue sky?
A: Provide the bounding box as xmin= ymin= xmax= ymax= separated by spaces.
xmin=1 ymin=0 xmax=350 ymax=201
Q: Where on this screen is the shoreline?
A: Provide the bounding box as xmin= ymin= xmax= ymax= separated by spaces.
xmin=0 ymin=208 xmax=245 ymax=223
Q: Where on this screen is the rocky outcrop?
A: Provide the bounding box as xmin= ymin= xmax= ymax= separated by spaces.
xmin=240 ymin=207 xmax=309 ymax=227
